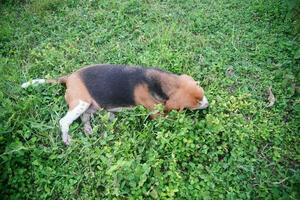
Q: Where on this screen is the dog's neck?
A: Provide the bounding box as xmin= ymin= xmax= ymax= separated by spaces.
xmin=147 ymin=70 xmax=179 ymax=98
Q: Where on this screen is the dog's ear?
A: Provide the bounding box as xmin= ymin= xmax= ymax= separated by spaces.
xmin=164 ymin=89 xmax=185 ymax=111
xmin=164 ymin=75 xmax=192 ymax=111
xmin=164 ymin=74 xmax=205 ymax=112
xmin=165 ymin=99 xmax=183 ymax=112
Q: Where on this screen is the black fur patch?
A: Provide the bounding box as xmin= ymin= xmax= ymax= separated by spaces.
xmin=79 ymin=65 xmax=169 ymax=108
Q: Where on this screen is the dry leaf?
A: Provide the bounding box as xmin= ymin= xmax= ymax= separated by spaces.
xmin=266 ymin=86 xmax=275 ymax=107
xmin=226 ymin=66 xmax=234 ymax=77
xmin=150 ymin=188 xmax=158 ymax=199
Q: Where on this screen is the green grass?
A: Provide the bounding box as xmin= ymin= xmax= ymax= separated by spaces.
xmin=1 ymin=0 xmax=299 ymax=199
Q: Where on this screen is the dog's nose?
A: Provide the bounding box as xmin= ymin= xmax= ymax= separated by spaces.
xmin=199 ymin=96 xmax=209 ymax=109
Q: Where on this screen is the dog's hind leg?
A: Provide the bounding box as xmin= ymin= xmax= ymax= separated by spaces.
xmin=60 ymin=100 xmax=90 ymax=145
xmin=80 ymin=107 xmax=97 ymax=135
xmin=60 ymin=74 xmax=95 ymax=145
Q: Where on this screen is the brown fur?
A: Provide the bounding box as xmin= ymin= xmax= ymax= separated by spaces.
xmin=143 ymin=71 xmax=204 ymax=112
xmin=165 ymin=75 xmax=204 ymax=111
xmin=134 ymin=84 xmax=160 ymax=110
xmin=63 ymin=73 xmax=95 ymax=110
xmin=46 ymin=76 xmax=68 ymax=84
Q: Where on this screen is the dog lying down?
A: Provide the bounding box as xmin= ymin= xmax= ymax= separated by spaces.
xmin=22 ymin=64 xmax=209 ymax=145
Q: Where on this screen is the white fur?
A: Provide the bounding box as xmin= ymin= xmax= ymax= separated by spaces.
xmin=21 ymin=79 xmax=46 ymax=88
xmin=107 ymin=107 xmax=132 ymax=112
xmin=59 ymin=100 xmax=90 ymax=145
xmin=198 ymin=96 xmax=209 ymax=109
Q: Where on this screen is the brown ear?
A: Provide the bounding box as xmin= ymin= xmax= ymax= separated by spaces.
xmin=165 ymin=99 xmax=182 ymax=112
xmin=164 ymin=89 xmax=185 ymax=112
xmin=164 ymin=75 xmax=190 ymax=112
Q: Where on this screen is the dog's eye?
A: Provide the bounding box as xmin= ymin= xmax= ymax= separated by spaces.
xmin=195 ymin=98 xmax=201 ymax=104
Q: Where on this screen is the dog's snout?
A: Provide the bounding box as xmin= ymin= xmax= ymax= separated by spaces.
xmin=198 ymin=96 xmax=209 ymax=109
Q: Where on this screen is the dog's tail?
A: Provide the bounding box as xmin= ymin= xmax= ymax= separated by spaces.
xmin=21 ymin=76 xmax=68 ymax=88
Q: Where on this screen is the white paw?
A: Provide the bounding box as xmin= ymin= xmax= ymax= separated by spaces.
xmin=109 ymin=112 xmax=116 ymax=121
xmin=62 ymin=134 xmax=71 ymax=145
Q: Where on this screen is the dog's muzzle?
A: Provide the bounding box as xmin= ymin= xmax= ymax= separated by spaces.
xmin=198 ymin=96 xmax=209 ymax=109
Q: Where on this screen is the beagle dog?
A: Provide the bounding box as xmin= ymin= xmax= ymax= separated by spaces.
xmin=22 ymin=64 xmax=209 ymax=145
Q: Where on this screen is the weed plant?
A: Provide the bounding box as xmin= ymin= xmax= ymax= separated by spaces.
xmin=0 ymin=0 xmax=299 ymax=199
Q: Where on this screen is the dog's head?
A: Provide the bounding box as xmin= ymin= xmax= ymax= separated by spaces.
xmin=165 ymin=75 xmax=208 ymax=111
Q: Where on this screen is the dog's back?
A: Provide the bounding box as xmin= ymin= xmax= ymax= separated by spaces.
xmin=79 ymin=64 xmax=169 ymax=108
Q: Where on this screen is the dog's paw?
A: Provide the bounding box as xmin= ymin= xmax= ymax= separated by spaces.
xmin=62 ymin=134 xmax=71 ymax=145
xmin=84 ymin=124 xmax=93 ymax=135
xmin=108 ymin=112 xmax=116 ymax=121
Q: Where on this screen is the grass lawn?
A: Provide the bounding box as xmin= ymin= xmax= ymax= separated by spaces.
xmin=0 ymin=0 xmax=299 ymax=199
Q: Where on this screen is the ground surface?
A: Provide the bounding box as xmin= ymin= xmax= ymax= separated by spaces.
xmin=0 ymin=0 xmax=299 ymax=199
